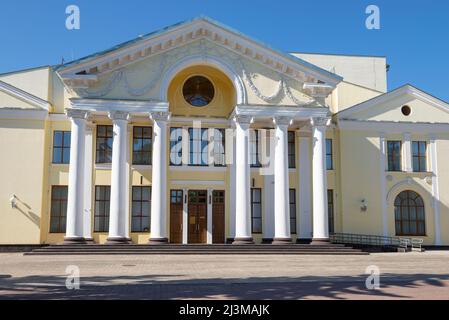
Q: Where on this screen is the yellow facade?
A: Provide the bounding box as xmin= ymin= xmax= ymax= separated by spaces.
xmin=1 ymin=17 xmax=448 ymax=246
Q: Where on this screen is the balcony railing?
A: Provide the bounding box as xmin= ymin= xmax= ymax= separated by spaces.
xmin=330 ymin=233 xmax=424 ymax=252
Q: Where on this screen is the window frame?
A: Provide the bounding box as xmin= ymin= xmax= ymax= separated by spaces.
xmin=328 ymin=189 xmax=334 ymax=234
xmin=289 ymin=189 xmax=297 ymax=234
xmin=326 ymin=138 xmax=333 ymax=170
xmin=95 ymin=125 xmax=114 ymax=164
xmin=249 ymin=129 xmax=262 ymax=168
xmin=387 ymin=140 xmax=402 ymax=172
xmin=394 ymin=190 xmax=426 ymax=236
xmin=251 ymin=188 xmax=262 ymax=234
xmin=288 ymin=131 xmax=296 ymax=169
xmin=412 ymin=141 xmax=427 ymax=173
xmin=94 ymin=185 xmax=111 ymax=233
xmin=213 ymin=128 xmax=226 ymax=167
xmin=49 ymin=186 xmax=68 ymax=233
xmin=52 ymin=131 xmax=71 ymax=164
xmin=131 ymin=186 xmax=151 ymax=233
xmin=132 ymin=126 xmax=152 ymax=166
xmin=188 ymin=127 xmax=208 ymax=166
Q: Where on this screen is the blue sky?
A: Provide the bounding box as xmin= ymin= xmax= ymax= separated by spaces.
xmin=0 ymin=0 xmax=448 ymax=101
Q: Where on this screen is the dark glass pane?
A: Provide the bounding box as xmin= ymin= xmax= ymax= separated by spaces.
xmin=62 ymin=148 xmax=70 ymax=164
xmin=54 ymin=131 xmax=63 ymax=147
xmin=132 ymin=187 xmax=141 ymax=201
xmin=53 ymin=148 xmax=62 ymax=163
xmin=183 ymin=76 xmax=215 ymax=107
xmin=142 ymin=187 xmax=150 ymax=201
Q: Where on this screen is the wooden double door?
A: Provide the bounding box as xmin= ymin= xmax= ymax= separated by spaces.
xmin=169 ymin=189 xmax=225 ymax=244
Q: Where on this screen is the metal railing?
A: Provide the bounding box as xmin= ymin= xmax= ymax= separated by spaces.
xmin=329 ymin=233 xmax=424 ymax=251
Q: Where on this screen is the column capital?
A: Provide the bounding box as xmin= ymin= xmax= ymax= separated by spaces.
xmin=108 ymin=111 xmax=130 ymax=121
xmin=273 ymin=116 xmax=292 ymax=127
xmin=310 ymin=117 xmax=331 ymax=127
xmin=233 ymin=114 xmax=253 ymax=125
xmin=150 ymin=111 xmax=171 ymax=122
xmin=66 ymin=109 xmax=89 ymax=120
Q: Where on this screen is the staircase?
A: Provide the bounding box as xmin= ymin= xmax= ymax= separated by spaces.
xmin=25 ymin=243 xmax=368 ymax=255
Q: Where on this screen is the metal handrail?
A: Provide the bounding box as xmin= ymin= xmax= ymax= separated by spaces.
xmin=329 ymin=232 xmax=411 ymax=248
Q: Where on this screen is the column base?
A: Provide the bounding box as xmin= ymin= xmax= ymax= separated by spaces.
xmin=105 ymin=237 xmax=131 ymax=245
xmin=262 ymin=238 xmax=273 ymax=244
xmin=149 ymin=238 xmax=169 ymax=245
xmin=296 ymin=238 xmax=312 ymax=244
xmin=226 ymin=238 xmax=235 ymax=244
xmin=63 ymin=237 xmax=87 ymax=245
xmin=311 ymin=238 xmax=330 ymax=245
xmin=232 ymin=237 xmax=254 ymax=245
xmin=272 ymin=238 xmax=292 ymax=245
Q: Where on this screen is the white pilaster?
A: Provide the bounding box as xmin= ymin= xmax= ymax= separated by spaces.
xmin=149 ymin=112 xmax=171 ymax=244
xmin=232 ymin=115 xmax=254 ymax=244
xmin=64 ymin=109 xmax=89 ymax=244
xmin=379 ymin=133 xmax=388 ymax=238
xmin=429 ymin=136 xmax=442 ymax=245
xmin=106 ymin=111 xmax=130 ymax=244
xmin=298 ymin=131 xmax=312 ymax=242
xmin=403 ymin=133 xmax=413 ymax=172
xmin=82 ymin=123 xmax=94 ymax=242
xmin=311 ymin=117 xmax=330 ymax=244
xmin=273 ymin=116 xmax=292 ymax=243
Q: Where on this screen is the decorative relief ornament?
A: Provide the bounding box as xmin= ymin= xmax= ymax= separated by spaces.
xmin=65 ymin=109 xmax=89 ymax=119
xmin=108 ymin=111 xmax=130 ymax=121
xmin=150 ymin=112 xmax=171 ymax=122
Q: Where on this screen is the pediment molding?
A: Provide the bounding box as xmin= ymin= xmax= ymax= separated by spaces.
xmin=0 ymin=80 xmax=51 ymax=110
xmin=56 ymin=17 xmax=341 ymax=95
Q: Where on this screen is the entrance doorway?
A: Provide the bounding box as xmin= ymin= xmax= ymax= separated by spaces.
xmin=212 ymin=190 xmax=225 ymax=244
xmin=170 ymin=190 xmax=183 ymax=244
xmin=188 ymin=190 xmax=207 ymax=244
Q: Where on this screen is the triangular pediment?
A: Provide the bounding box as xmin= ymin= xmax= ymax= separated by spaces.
xmin=56 ymin=16 xmax=341 ymax=102
xmin=336 ymin=85 xmax=449 ymax=123
xmin=0 ymin=80 xmax=50 ymax=110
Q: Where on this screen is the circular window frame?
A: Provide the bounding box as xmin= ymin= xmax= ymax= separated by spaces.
xmin=181 ymin=74 xmax=216 ymax=108
xmin=401 ymin=105 xmax=412 ymax=116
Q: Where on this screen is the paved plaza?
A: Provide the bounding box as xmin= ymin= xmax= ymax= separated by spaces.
xmin=0 ymin=251 xmax=448 ymax=299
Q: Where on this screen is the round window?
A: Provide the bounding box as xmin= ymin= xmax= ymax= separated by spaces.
xmin=401 ymin=105 xmax=411 ymax=116
xmin=183 ymin=76 xmax=215 ymax=107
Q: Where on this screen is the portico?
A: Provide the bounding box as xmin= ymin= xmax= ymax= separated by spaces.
xmin=63 ymin=99 xmax=332 ymax=245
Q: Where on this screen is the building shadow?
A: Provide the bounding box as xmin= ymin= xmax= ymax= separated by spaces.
xmin=0 ymin=273 xmax=448 ymax=300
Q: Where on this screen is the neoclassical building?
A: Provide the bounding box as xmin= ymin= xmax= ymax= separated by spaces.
xmin=1 ymin=17 xmax=448 ymax=246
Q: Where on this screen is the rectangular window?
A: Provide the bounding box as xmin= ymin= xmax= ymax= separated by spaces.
xmin=94 ymin=186 xmax=110 ymax=232
xmin=132 ymin=127 xmax=152 ymax=165
xmin=50 ymin=186 xmax=68 ymax=233
xmin=289 ymin=189 xmax=297 ymax=234
xmin=387 ymin=141 xmax=402 ymax=171
xmin=189 ymin=128 xmax=208 ymax=166
xmin=213 ymin=128 xmax=226 ymax=167
xmin=412 ymin=141 xmax=427 ymax=172
xmin=326 ymin=139 xmax=333 ymax=170
xmin=251 ymin=188 xmax=262 ymax=233
xmin=52 ymin=131 xmax=71 ymax=164
xmin=288 ymin=131 xmax=296 ymax=169
xmin=96 ymin=125 xmax=113 ymax=164
xmin=328 ymin=190 xmax=334 ymax=234
xmin=250 ymin=129 xmax=261 ymax=168
xmin=131 ymin=186 xmax=151 ymax=232
xmin=170 ymin=127 xmax=183 ymax=166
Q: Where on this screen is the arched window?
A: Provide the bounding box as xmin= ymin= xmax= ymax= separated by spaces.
xmin=394 ymin=190 xmax=425 ymax=236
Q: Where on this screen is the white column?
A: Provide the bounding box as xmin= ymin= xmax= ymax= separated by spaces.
xmin=311 ymin=117 xmax=330 ymax=244
xmin=233 ymin=115 xmax=254 ymax=244
xmin=106 ymin=111 xmax=130 ymax=244
xmin=64 ymin=109 xmax=89 ymax=244
xmin=272 ymin=117 xmax=292 ymax=243
xmin=298 ymin=131 xmax=312 ymax=242
xmin=263 ymin=174 xmax=275 ymax=242
xmin=149 ymin=112 xmax=170 ymax=244
xmin=226 ymin=127 xmax=236 ymax=242
xmin=82 ymin=123 xmax=94 ymax=242
xmin=403 ymin=132 xmax=413 ymax=172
